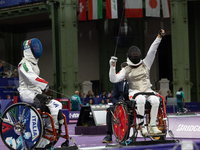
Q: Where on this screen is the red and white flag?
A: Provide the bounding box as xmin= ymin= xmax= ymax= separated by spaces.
xmin=125 ymin=0 xmax=143 ymax=18
xmin=88 ymin=0 xmax=103 ymax=20
xmin=79 ymin=0 xmax=86 ymax=21
xmin=161 ymin=0 xmax=170 ymax=18
xmin=106 ymin=0 xmax=118 ymax=19
xmin=145 ymin=0 xmax=160 ymax=17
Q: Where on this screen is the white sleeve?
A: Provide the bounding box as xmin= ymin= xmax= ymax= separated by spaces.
xmin=19 ymin=62 xmax=48 ymax=90
xmin=109 ymin=67 xmax=126 ymax=83
xmin=143 ymin=37 xmax=162 ymax=69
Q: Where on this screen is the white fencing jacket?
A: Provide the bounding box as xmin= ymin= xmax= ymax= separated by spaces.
xmin=18 ymin=48 xmax=48 ymax=96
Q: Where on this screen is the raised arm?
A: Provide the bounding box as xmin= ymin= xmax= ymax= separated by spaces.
xmin=109 ymin=56 xmax=126 ymax=83
xmin=143 ymin=29 xmax=165 ymax=70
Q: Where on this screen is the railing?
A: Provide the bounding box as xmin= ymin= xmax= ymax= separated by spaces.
xmin=0 ymin=60 xmax=18 ymax=78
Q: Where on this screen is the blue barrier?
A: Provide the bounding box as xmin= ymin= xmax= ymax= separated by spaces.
xmin=0 ymin=78 xmax=19 ymax=99
xmin=0 ymin=0 xmax=45 ymax=9
xmin=0 ymin=100 xmax=13 ymax=115
xmin=62 ymin=109 xmax=69 ymax=123
xmin=166 ymin=102 xmax=200 ymax=113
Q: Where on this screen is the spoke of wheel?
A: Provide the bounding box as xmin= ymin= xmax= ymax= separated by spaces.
xmin=20 ymin=130 xmax=28 ymax=150
xmin=116 ymin=105 xmax=120 ymax=119
xmin=20 ymin=105 xmax=28 ymax=123
xmin=123 ymin=106 xmax=127 ymax=139
xmin=0 ymin=118 xmax=15 ymax=126
xmin=110 ymin=110 xmax=116 ymax=121
xmin=20 ymin=105 xmax=29 ymax=150
xmin=7 ymin=108 xmax=17 ymax=124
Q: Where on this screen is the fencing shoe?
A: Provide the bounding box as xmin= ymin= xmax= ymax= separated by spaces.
xmin=141 ymin=126 xmax=148 ymax=136
xmin=148 ymin=124 xmax=162 ymax=134
xmin=102 ymin=134 xmax=112 ymax=143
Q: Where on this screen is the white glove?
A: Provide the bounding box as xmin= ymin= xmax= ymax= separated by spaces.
xmin=109 ymin=56 xmax=118 ymax=67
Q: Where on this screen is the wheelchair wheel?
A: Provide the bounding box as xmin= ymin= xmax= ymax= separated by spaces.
xmin=148 ymin=108 xmax=167 ymax=141
xmin=0 ymin=103 xmax=43 ymax=150
xmin=112 ymin=102 xmax=130 ymax=143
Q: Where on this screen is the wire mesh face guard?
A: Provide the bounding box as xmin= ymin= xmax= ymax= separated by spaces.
xmin=127 ymin=46 xmax=142 ymax=64
xmin=23 ymin=38 xmax=43 ymax=59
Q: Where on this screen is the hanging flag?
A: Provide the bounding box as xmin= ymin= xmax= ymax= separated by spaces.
xmin=145 ymin=0 xmax=160 ymax=17
xmin=125 ymin=0 xmax=143 ymax=18
xmin=106 ymin=0 xmax=118 ymax=19
xmin=88 ymin=0 xmax=103 ymax=20
xmin=161 ymin=0 xmax=170 ymax=18
xmin=79 ymin=0 xmax=86 ymax=21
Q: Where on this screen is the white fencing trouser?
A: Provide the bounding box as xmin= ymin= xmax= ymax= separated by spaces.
xmin=129 ymin=89 xmax=160 ymax=126
xmin=20 ymin=89 xmax=62 ymax=117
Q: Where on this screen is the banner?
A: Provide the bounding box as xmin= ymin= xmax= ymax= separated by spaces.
xmin=125 ymin=0 xmax=143 ymax=18
xmin=106 ymin=0 xmax=118 ymax=19
xmin=88 ymin=0 xmax=103 ymax=20
xmin=145 ymin=0 xmax=160 ymax=17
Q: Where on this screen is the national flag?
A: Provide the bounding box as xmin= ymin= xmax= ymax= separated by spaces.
xmin=125 ymin=0 xmax=143 ymax=18
xmin=106 ymin=0 xmax=118 ymax=19
xmin=23 ymin=40 xmax=31 ymax=49
xmin=79 ymin=0 xmax=86 ymax=21
xmin=145 ymin=0 xmax=160 ymax=17
xmin=161 ymin=0 xmax=170 ymax=18
xmin=88 ymin=0 xmax=103 ymax=20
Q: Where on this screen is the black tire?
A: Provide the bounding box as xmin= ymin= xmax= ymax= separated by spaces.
xmin=112 ymin=102 xmax=130 ymax=143
xmin=0 ymin=103 xmax=43 ymax=150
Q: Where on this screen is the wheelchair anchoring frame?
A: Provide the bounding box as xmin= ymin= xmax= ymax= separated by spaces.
xmin=112 ymin=92 xmax=169 ymax=145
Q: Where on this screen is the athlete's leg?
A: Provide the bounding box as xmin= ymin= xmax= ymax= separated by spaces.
xmin=34 ymin=94 xmax=64 ymax=129
xmin=129 ymin=90 xmax=147 ymax=135
xmin=146 ymin=89 xmax=162 ymax=134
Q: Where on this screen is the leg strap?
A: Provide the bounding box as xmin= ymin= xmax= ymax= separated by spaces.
xmin=34 ymin=94 xmax=51 ymax=105
xmin=34 ymin=94 xmax=51 ymax=113
xmin=136 ymin=114 xmax=144 ymax=126
xmin=136 ymin=114 xmax=144 ymax=119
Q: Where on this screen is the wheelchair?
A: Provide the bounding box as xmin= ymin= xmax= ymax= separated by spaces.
xmin=112 ymin=92 xmax=168 ymax=144
xmin=0 ymin=102 xmax=70 ymax=150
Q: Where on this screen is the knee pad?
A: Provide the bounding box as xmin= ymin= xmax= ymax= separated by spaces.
xmin=136 ymin=95 xmax=146 ymax=106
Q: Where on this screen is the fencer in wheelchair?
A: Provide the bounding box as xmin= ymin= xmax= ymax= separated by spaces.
xmin=18 ymin=38 xmax=64 ymax=131
xmin=15 ymin=38 xmax=67 ymax=149
xmin=109 ymin=29 xmax=166 ymax=137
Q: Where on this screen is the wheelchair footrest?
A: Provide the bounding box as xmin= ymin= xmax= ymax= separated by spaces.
xmin=144 ymin=133 xmax=166 ymax=137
